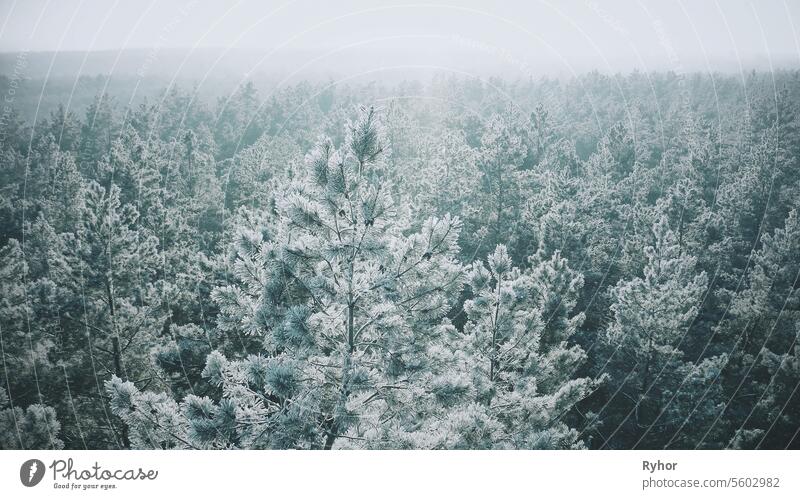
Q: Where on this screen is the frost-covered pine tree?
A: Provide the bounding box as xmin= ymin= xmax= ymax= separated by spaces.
xmin=475 ymin=111 xmax=534 ymax=256
xmin=63 ymin=180 xmax=166 ymax=448
xmin=107 ymin=107 xmax=464 ymax=449
xmin=722 ymin=209 xmax=800 ymax=448
xmin=0 ymin=387 xmax=64 ymax=449
xmin=607 ymin=213 xmax=708 ymax=391
xmin=601 ymin=213 xmax=727 ymax=447
xmin=388 ymin=245 xmax=599 ymax=449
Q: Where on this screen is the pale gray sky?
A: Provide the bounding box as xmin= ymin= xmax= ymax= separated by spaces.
xmin=1 ymin=0 xmax=798 ymax=77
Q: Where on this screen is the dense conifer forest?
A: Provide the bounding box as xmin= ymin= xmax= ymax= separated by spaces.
xmin=1 ymin=71 xmax=798 ymax=449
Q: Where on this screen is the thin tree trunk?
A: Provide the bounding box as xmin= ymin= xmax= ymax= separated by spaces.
xmin=323 ymin=432 xmax=337 ymax=450
xmin=489 ymin=276 xmax=502 ymax=386
xmin=106 ymin=277 xmax=130 ymax=449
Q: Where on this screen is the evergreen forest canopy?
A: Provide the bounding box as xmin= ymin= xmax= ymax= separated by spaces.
xmin=0 ymin=71 xmax=798 ymax=450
